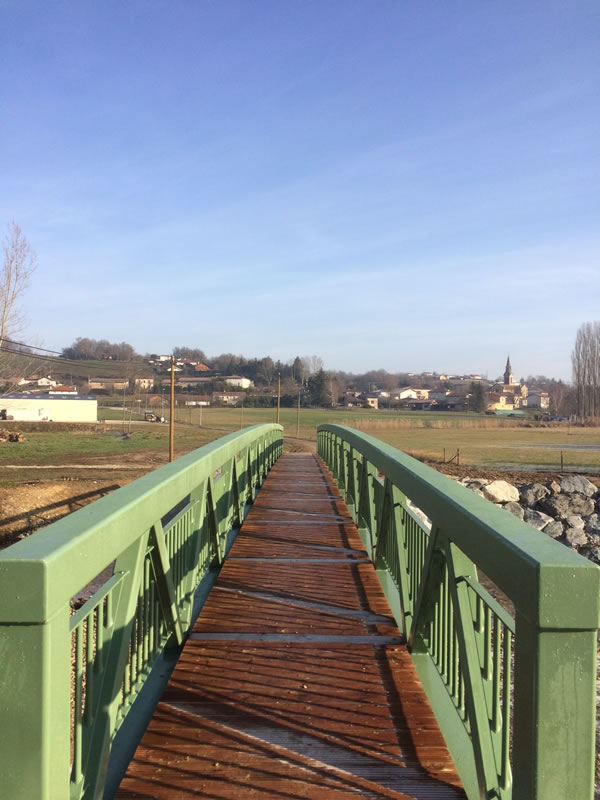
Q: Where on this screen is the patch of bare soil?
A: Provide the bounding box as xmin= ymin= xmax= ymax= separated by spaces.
xmin=0 ymin=480 xmax=130 ymax=549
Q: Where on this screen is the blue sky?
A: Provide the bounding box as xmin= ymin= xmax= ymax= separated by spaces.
xmin=1 ymin=1 xmax=598 ymax=380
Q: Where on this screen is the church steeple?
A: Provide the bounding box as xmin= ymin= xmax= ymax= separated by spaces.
xmin=504 ymin=355 xmax=514 ymax=386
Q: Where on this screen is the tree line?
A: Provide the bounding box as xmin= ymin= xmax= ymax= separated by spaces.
xmin=59 ymin=334 xmax=585 ymax=416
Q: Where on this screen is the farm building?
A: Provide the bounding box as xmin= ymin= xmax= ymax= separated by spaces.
xmin=0 ymin=393 xmax=98 ymax=423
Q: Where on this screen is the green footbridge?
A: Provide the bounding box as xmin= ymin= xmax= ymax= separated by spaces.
xmin=0 ymin=423 xmax=598 ymax=799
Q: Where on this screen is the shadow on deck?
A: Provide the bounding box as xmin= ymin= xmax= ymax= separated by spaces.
xmin=117 ymin=454 xmax=465 ymax=800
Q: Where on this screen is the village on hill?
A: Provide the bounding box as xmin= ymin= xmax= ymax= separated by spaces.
xmin=0 ymin=342 xmax=554 ymax=422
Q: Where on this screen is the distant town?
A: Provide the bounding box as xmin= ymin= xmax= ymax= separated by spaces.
xmin=0 ymin=336 xmax=573 ymax=424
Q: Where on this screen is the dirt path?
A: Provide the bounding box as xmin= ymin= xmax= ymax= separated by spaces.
xmin=0 ymin=479 xmax=134 ymax=548
xmin=283 ymin=436 xmax=317 ymax=453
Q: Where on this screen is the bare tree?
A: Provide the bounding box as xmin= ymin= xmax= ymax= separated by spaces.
xmin=572 ymin=321 xmax=600 ymax=418
xmin=301 ymin=355 xmax=324 ymax=377
xmin=258 ymin=356 xmax=275 ymax=386
xmin=325 ymin=375 xmax=342 ymax=407
xmin=547 ymin=380 xmax=576 ymax=417
xmin=0 ymin=223 xmax=37 ymax=346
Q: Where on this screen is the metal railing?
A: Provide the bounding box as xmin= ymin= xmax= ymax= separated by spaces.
xmin=0 ymin=424 xmax=283 ymax=800
xmin=318 ymin=424 xmax=600 ymax=800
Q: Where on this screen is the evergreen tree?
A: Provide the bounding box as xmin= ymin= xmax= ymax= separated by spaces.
xmin=308 ymin=368 xmax=328 ymax=406
xmin=468 ymin=382 xmax=486 ymax=412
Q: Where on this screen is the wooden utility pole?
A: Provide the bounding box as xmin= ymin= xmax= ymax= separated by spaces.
xmin=276 ymin=373 xmax=281 ymax=425
xmin=127 ymin=394 xmax=135 ymax=434
xmin=169 ymin=356 xmax=175 ymax=462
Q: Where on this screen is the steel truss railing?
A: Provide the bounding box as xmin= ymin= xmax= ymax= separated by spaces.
xmin=0 ymin=424 xmax=283 ymax=800
xmin=318 ymin=424 xmax=600 ymax=800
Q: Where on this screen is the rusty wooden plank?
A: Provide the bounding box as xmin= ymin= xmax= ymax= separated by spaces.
xmin=117 ymin=453 xmax=465 ymax=799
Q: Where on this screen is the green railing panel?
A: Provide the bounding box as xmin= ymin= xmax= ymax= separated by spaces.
xmin=318 ymin=424 xmax=599 ymax=800
xmin=0 ymin=424 xmax=283 ymax=800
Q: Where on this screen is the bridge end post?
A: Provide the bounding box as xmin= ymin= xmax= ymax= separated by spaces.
xmin=512 ymin=593 xmax=599 ymax=800
xmin=0 ymin=582 xmax=71 ymax=800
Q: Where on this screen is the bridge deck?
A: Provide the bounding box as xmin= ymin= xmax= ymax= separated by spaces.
xmin=117 ymin=453 xmax=465 ymax=799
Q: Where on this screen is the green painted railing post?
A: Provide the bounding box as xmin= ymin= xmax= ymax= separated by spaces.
xmin=0 ymin=601 xmax=71 ymax=800
xmin=83 ymin=532 xmax=150 ymax=799
xmin=446 ymin=540 xmax=500 ymax=798
xmin=345 ymin=445 xmax=360 ymax=522
xmin=357 ymin=459 xmax=377 ymax=557
xmin=512 ymin=614 xmax=598 ymax=798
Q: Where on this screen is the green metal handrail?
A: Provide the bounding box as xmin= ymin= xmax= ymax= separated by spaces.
xmin=0 ymin=424 xmax=283 ymax=800
xmin=317 ymin=424 xmax=600 ymax=800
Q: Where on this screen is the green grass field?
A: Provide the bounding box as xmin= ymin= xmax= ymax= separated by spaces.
xmin=0 ymin=422 xmax=216 ymax=467
xmin=176 ymin=408 xmax=600 ymax=470
xmin=0 ymin=406 xmax=598 ymax=474
xmin=169 ymin=405 xmax=521 ymax=437
xmin=167 ymin=406 xmax=600 ymax=471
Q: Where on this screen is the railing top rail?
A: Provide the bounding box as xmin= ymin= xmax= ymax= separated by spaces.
xmin=0 ymin=424 xmax=283 ymax=623
xmin=318 ymin=424 xmax=600 ymax=629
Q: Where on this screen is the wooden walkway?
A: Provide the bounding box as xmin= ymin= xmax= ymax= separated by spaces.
xmin=117 ymin=453 xmax=465 ymax=800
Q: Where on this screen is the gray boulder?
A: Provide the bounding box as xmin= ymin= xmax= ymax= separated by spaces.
xmin=483 ymin=480 xmax=519 ymax=504
xmin=565 ymin=514 xmax=585 ymax=530
xmin=560 ymin=475 xmax=597 ymax=498
xmin=584 ymin=513 xmax=600 ymax=532
xmin=564 ymin=527 xmax=588 ymax=547
xmin=467 ymin=478 xmax=490 ymax=488
xmin=580 ymin=545 xmax=600 ymax=564
xmin=543 ymin=520 xmax=564 ymax=538
xmin=539 ymin=493 xmax=595 ymax=519
xmin=520 ymin=483 xmax=549 ymax=506
xmin=503 ymin=501 xmax=525 ymax=520
xmin=524 ymin=508 xmax=555 ymax=531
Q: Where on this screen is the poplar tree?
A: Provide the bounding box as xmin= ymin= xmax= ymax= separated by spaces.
xmin=571 ymin=321 xmax=600 ymax=418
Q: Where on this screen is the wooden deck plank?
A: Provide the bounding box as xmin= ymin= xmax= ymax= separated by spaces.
xmin=117 ymin=453 xmax=465 ymax=799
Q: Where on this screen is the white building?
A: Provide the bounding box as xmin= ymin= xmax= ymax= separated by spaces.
xmin=17 ymin=376 xmax=57 ymax=388
xmin=396 ymin=387 xmax=419 ymax=400
xmin=224 ymin=376 xmax=254 ymax=389
xmin=526 ymin=392 xmax=550 ymax=409
xmin=212 ymin=391 xmax=245 ymax=406
xmin=134 ymin=377 xmax=154 ymax=390
xmin=0 ymin=394 xmax=98 ymax=422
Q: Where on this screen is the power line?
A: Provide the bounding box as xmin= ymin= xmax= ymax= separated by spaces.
xmin=0 ymin=346 xmax=153 ymax=377
xmin=0 ymin=336 xmax=62 ymax=355
xmin=0 ymin=337 xmax=151 ymax=373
